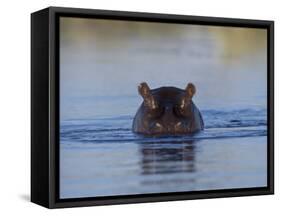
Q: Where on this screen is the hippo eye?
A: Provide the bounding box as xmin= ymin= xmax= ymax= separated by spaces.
xmin=180 ymin=97 xmax=191 ymax=109
xmin=174 ymin=103 xmax=192 ymax=117
xmin=147 ymin=105 xmax=165 ymax=118
xmin=173 ymin=105 xmax=183 ymax=117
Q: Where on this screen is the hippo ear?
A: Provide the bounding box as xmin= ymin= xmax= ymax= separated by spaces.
xmin=177 ymin=83 xmax=195 ymax=114
xmin=138 ymin=82 xmax=158 ymax=110
xmin=138 ymin=82 xmax=151 ymax=97
xmin=185 ymin=83 xmax=196 ymax=98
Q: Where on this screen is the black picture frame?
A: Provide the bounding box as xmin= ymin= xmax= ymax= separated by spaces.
xmin=31 ymin=6 xmax=274 ymax=208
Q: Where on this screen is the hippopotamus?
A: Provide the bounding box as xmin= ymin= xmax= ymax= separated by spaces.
xmin=132 ymin=82 xmax=204 ymax=135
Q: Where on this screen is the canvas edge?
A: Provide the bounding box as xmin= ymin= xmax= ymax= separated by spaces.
xmin=31 ymin=8 xmax=51 ymax=208
xmin=31 ymin=6 xmax=274 ymax=209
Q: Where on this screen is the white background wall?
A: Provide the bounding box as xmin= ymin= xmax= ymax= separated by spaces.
xmin=0 ymin=0 xmax=279 ymax=214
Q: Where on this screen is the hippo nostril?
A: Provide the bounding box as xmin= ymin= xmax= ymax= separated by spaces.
xmin=175 ymin=122 xmax=183 ymax=131
xmin=149 ymin=122 xmax=164 ymax=133
xmin=155 ymin=122 xmax=162 ymax=128
xmin=175 ymin=122 xmax=182 ymax=127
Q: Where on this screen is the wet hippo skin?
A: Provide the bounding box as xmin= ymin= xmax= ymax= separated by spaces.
xmin=132 ymin=82 xmax=204 ymax=135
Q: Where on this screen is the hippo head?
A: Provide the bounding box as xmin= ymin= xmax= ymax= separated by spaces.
xmin=132 ymin=82 xmax=204 ymax=135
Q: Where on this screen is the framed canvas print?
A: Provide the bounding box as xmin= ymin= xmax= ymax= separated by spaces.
xmin=31 ymin=7 xmax=274 ymax=208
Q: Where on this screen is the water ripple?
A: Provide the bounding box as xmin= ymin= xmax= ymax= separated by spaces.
xmin=60 ymin=108 xmax=267 ymax=145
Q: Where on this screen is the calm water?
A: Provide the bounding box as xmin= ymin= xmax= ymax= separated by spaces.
xmin=60 ymin=104 xmax=267 ymax=198
xmin=59 ymin=18 xmax=267 ymax=198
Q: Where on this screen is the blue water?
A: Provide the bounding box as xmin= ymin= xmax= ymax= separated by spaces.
xmin=61 ymin=108 xmax=267 ymax=144
xmin=60 ymin=107 xmax=267 ymax=198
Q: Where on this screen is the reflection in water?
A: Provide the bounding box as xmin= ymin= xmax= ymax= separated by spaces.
xmin=138 ymin=140 xmax=196 ymax=175
xmin=60 ymin=17 xmax=267 ymax=120
xmin=210 ymin=27 xmax=267 ymax=62
xmin=61 ymin=17 xmax=266 ymax=61
xmin=60 ymin=17 xmax=266 ymax=70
